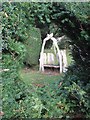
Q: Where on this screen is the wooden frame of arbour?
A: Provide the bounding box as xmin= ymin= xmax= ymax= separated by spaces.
xmin=39 ymin=33 xmax=67 ymax=73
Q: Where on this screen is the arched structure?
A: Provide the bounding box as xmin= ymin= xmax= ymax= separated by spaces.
xmin=39 ymin=33 xmax=67 ymax=73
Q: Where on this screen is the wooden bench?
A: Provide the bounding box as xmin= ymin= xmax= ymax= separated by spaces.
xmin=43 ymin=64 xmax=60 ymax=68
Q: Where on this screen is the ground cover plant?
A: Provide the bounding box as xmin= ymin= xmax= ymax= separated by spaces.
xmin=1 ymin=2 xmax=90 ymax=119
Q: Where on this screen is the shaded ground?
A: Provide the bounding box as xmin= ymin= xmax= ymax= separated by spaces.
xmin=20 ymin=67 xmax=62 ymax=86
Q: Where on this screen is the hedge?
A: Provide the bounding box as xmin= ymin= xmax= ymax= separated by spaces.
xmin=24 ymin=27 xmax=42 ymax=66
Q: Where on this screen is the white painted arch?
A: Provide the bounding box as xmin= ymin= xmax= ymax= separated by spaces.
xmin=39 ymin=33 xmax=66 ymax=73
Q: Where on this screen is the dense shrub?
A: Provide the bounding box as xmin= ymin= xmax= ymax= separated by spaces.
xmin=2 ymin=2 xmax=28 ymax=119
xmin=24 ymin=27 xmax=42 ymax=66
xmin=58 ymin=71 xmax=90 ymax=118
xmin=2 ymin=51 xmax=27 ymax=119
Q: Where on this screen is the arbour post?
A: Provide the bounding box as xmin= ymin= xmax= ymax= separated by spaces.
xmin=61 ymin=49 xmax=68 ymax=72
xmin=39 ymin=33 xmax=53 ymax=72
xmin=51 ymin=37 xmax=63 ymax=73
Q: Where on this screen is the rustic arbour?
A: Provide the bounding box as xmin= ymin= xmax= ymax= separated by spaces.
xmin=39 ymin=33 xmax=67 ymax=73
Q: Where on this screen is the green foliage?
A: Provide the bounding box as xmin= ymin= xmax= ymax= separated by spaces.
xmin=2 ymin=2 xmax=42 ymax=67
xmin=63 ymin=2 xmax=90 ymax=23
xmin=24 ymin=27 xmax=42 ymax=66
xmin=58 ymin=70 xmax=90 ymax=118
xmin=2 ymin=3 xmax=27 ymax=62
xmin=2 ymin=53 xmax=28 ymax=119
xmin=2 ymin=3 xmax=28 ymax=42
xmin=2 ymin=2 xmax=28 ymax=119
xmin=1 ymin=2 xmax=90 ymax=119
xmin=50 ymin=2 xmax=90 ymax=82
xmin=58 ymin=36 xmax=70 ymax=49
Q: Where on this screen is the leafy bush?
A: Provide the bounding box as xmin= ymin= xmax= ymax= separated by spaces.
xmin=58 ymin=72 xmax=90 ymax=118
xmin=24 ymin=27 xmax=42 ymax=66
xmin=2 ymin=52 xmax=27 ymax=119
xmin=2 ymin=2 xmax=28 ymax=119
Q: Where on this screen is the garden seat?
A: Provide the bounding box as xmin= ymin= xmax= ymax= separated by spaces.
xmin=39 ymin=33 xmax=67 ymax=73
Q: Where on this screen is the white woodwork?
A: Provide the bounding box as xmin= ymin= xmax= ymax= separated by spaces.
xmin=39 ymin=33 xmax=68 ymax=73
xmin=47 ymin=53 xmax=54 ymax=65
xmin=62 ymin=50 xmax=68 ymax=72
xmin=42 ymin=53 xmax=47 ymax=65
